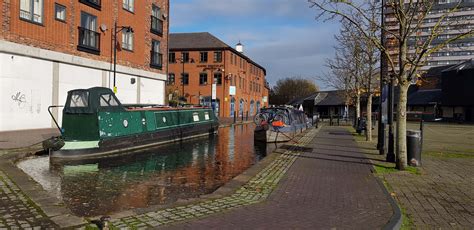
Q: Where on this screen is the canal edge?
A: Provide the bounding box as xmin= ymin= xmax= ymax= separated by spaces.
xmin=0 ymin=149 xmax=87 ymax=228
xmin=103 ymin=126 xmax=322 ymax=229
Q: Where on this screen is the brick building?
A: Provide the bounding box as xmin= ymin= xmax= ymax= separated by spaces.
xmin=168 ymin=32 xmax=269 ymax=118
xmin=0 ymin=0 xmax=169 ymax=132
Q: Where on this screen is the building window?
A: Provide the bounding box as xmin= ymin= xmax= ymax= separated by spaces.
xmin=122 ymin=30 xmax=134 ymax=51
xmin=54 ymin=3 xmax=66 ymax=22
xmin=151 ymin=40 xmax=162 ymax=69
xmin=214 ymin=72 xmax=222 ymax=85
xmin=79 ymin=0 xmax=101 ymax=10
xmin=200 ymin=52 xmax=208 ymax=63
xmin=214 ymin=51 xmax=222 ymax=63
xmin=20 ymin=0 xmax=43 ymax=24
xmin=168 ymin=73 xmax=175 ymax=85
xmin=169 ymin=52 xmax=176 ymax=63
xmin=182 ymin=52 xmax=190 ymax=63
xmin=123 ymin=0 xmax=134 ymax=12
xmin=78 ymin=12 xmax=100 ymax=54
xmin=199 ymin=73 xmax=208 ymax=85
xmin=181 ymin=73 xmax=189 ymax=85
xmin=151 ymin=4 xmax=163 ymax=35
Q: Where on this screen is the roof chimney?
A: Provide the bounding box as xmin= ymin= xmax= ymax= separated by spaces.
xmin=236 ymin=41 xmax=244 ymax=53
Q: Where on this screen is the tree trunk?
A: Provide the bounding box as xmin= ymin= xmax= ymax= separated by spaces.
xmin=396 ymin=83 xmax=409 ymax=170
xmin=366 ymin=94 xmax=373 ymax=141
xmin=356 ymin=92 xmax=361 ymax=119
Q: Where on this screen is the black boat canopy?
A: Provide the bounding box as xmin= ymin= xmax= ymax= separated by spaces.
xmin=64 ymin=87 xmax=125 ymax=114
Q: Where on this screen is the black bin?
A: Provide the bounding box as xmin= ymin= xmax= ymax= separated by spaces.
xmin=406 ymin=130 xmax=422 ymax=166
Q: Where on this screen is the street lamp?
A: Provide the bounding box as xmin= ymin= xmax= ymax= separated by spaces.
xmin=113 ymin=22 xmax=133 ymax=93
xmin=176 ymin=54 xmax=194 ymax=104
xmin=377 ymin=0 xmax=386 ymax=155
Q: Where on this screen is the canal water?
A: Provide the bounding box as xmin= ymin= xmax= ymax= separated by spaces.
xmin=17 ymin=124 xmax=279 ymax=217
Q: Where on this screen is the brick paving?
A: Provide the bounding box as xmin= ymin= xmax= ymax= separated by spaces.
xmin=164 ymin=126 xmax=394 ymax=229
xmin=383 ymin=156 xmax=474 ymax=228
xmin=0 ymin=128 xmax=59 ymax=150
xmin=0 ymin=170 xmax=58 ymax=229
xmin=98 ymin=127 xmax=318 ymax=229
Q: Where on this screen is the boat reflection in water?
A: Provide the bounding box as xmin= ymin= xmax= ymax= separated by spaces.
xmin=46 ymin=124 xmax=277 ymax=217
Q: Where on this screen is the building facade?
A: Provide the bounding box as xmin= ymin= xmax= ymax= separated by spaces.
xmin=384 ymin=1 xmax=474 ymax=72
xmin=168 ymin=32 xmax=269 ymax=118
xmin=0 ymin=0 xmax=169 ymax=132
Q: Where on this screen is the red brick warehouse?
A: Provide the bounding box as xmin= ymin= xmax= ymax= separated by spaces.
xmin=0 ymin=0 xmax=169 ymax=131
xmin=167 ymin=32 xmax=269 ymax=118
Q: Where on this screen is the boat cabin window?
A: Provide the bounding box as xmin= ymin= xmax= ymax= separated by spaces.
xmin=193 ymin=112 xmax=200 ymax=122
xmin=100 ymin=94 xmax=120 ymax=107
xmin=70 ymin=91 xmax=89 ymax=107
xmin=204 ymin=112 xmax=210 ymax=120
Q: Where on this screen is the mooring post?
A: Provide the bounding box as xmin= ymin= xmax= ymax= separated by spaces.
xmin=241 ymin=110 xmax=243 ymax=123
xmin=246 ymin=111 xmax=249 ymax=121
xmin=234 ymin=111 xmax=237 ymax=124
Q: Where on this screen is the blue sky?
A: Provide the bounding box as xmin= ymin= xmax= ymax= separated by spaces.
xmin=170 ymin=0 xmax=341 ymax=89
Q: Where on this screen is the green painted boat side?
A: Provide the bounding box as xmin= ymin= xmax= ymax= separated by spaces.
xmin=57 ymin=87 xmax=219 ymax=156
xmin=62 ymin=114 xmax=99 ymax=141
xmin=95 ymin=109 xmax=217 ymax=140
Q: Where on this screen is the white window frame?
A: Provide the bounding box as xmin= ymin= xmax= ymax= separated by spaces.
xmin=123 ymin=0 xmax=134 ymax=12
xmin=122 ymin=31 xmax=134 ymax=51
xmin=55 ymin=3 xmax=66 ymax=21
xmin=20 ymin=0 xmax=44 ymax=24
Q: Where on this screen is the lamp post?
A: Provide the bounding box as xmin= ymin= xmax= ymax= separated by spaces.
xmin=377 ymin=0 xmax=386 ymax=155
xmin=113 ymin=22 xmax=133 ymax=93
xmin=176 ymin=54 xmax=193 ymax=104
xmin=386 ymin=74 xmax=396 ymax=162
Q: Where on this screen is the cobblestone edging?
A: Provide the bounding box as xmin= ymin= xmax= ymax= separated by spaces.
xmin=95 ymin=128 xmax=319 ymax=229
xmin=0 ymin=170 xmax=57 ymax=229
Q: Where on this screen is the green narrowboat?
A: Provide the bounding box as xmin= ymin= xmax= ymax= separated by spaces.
xmin=50 ymin=87 xmax=219 ymax=163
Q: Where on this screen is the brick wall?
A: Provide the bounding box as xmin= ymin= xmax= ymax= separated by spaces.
xmin=167 ymin=48 xmax=269 ymax=117
xmin=1 ymin=0 xmax=168 ymax=76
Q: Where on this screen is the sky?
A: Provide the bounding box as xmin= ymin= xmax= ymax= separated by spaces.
xmin=169 ymin=0 xmax=341 ymax=90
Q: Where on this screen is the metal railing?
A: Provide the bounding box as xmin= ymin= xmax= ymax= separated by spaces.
xmin=79 ymin=0 xmax=101 ymax=9
xmin=78 ymin=27 xmax=100 ymax=53
xmin=151 ymin=15 xmax=163 ymax=35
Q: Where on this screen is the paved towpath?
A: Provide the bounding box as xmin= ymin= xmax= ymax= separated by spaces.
xmin=165 ymin=126 xmax=395 ymax=229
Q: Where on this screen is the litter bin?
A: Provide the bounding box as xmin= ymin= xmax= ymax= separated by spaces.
xmin=356 ymin=117 xmax=367 ymax=134
xmin=406 ymin=130 xmax=422 ymax=166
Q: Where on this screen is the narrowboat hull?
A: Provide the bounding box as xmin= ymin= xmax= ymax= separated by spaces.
xmin=50 ymin=122 xmax=217 ymax=164
xmin=50 ymin=87 xmax=219 ymax=164
xmin=253 ymin=106 xmax=310 ymax=143
xmin=254 ymin=124 xmax=307 ymax=143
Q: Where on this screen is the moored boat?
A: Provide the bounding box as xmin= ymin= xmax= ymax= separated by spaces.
xmin=49 ymin=87 xmax=218 ymax=163
xmin=254 ymin=106 xmax=310 ymax=143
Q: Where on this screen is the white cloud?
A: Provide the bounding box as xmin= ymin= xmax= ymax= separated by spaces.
xmin=170 ymin=0 xmax=340 ymax=89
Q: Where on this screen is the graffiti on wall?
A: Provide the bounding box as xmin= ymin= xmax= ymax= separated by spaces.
xmin=7 ymin=89 xmax=41 ymax=114
xmin=11 ymin=91 xmax=26 ymax=107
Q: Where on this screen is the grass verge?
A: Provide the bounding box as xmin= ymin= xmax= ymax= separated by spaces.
xmin=424 ymin=151 xmax=474 ymax=159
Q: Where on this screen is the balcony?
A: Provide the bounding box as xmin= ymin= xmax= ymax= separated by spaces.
xmin=150 ymin=15 xmax=163 ymax=36
xmin=151 ymin=51 xmax=163 ymax=69
xmin=77 ymin=27 xmax=100 ymax=55
xmin=79 ymin=0 xmax=101 ymax=10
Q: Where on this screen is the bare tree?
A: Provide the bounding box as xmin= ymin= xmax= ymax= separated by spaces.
xmin=320 ymin=14 xmax=379 ymax=142
xmin=309 ymin=0 xmax=474 ymax=170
